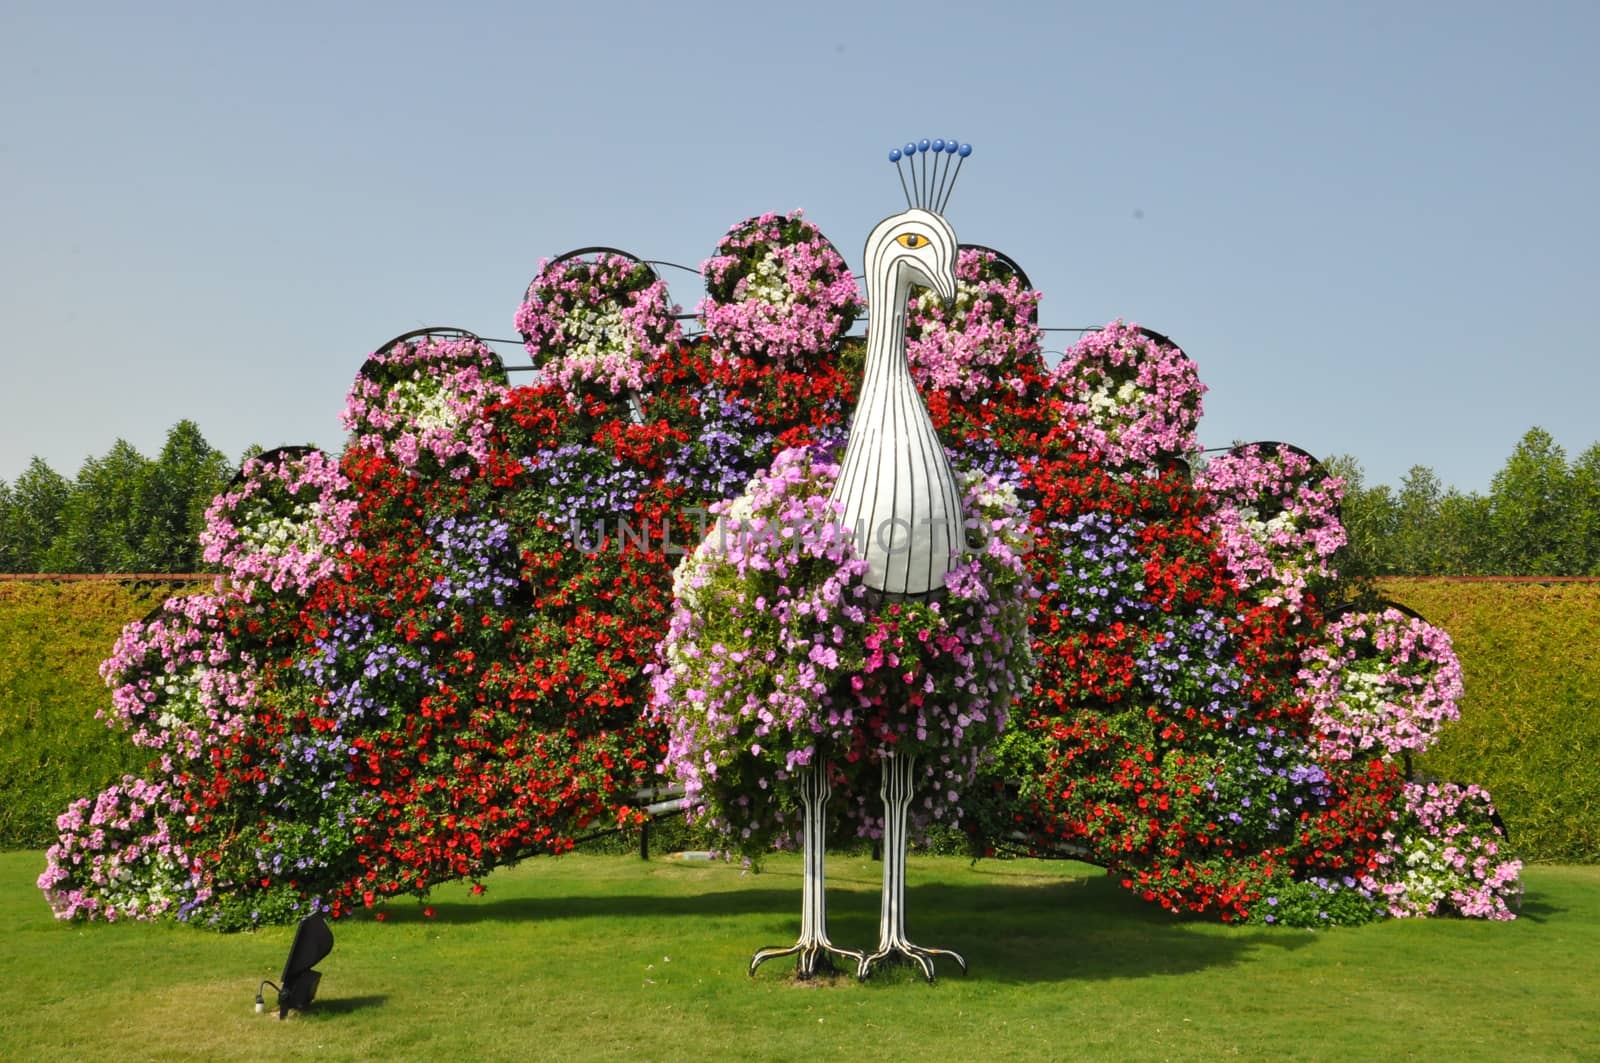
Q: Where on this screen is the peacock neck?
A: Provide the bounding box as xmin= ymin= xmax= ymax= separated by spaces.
xmin=861 ymin=271 xmax=917 ymax=401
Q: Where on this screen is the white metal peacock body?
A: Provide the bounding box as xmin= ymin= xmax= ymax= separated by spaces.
xmin=750 ymin=139 xmax=978 ymax=983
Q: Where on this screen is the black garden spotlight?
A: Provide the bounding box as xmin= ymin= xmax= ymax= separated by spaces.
xmin=256 ymin=913 xmax=334 ymax=1019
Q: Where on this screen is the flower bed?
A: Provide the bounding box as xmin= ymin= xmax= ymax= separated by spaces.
xmin=43 ymin=208 xmax=1522 ymax=932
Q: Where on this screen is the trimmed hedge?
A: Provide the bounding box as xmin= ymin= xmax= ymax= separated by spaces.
xmin=1380 ymin=579 xmax=1599 ymax=862
xmin=0 ymin=580 xmax=205 ymax=849
xmin=2 ymin=579 xmax=1596 ymax=861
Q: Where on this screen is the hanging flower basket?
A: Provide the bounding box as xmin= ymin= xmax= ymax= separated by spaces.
xmin=1052 ymin=321 xmax=1205 ymax=469
xmin=200 ymin=446 xmax=357 ymax=598
xmin=1194 ymin=441 xmax=1346 ymax=612
xmin=37 ymin=775 xmax=205 ymax=922
xmin=98 ymin=592 xmax=258 ymax=760
xmin=1299 ymin=603 xmax=1465 ymax=761
xmin=516 ymin=249 xmax=681 ymax=396
xmin=343 ymin=328 xmax=509 ymax=478
xmin=1360 ymin=781 xmax=1522 ymax=920
xmin=698 ymin=211 xmax=862 ymax=368
xmin=906 ymin=245 xmax=1043 ymax=401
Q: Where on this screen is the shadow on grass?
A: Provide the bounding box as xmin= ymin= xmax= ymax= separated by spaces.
xmin=420 ymin=871 xmax=1312 ymax=984
xmin=426 ymin=885 xmax=802 ymax=924
xmin=1511 ymin=892 xmax=1564 ymax=923
xmin=306 ymin=994 xmax=390 ymax=1017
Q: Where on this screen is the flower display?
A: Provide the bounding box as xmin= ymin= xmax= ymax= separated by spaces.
xmin=941 ymin=373 xmax=1412 ymax=923
xmin=516 ymin=253 xmax=681 ymax=395
xmin=651 ymin=448 xmax=1032 ymax=852
xmin=699 ymin=211 xmax=862 ymax=368
xmin=1052 ymin=321 xmax=1205 ymax=469
xmin=906 ymin=246 xmax=1043 ymax=400
xmin=37 ymin=776 xmax=207 ymax=922
xmin=1195 ymin=442 xmax=1347 ymax=612
xmin=650 ymin=448 xmax=873 ymax=848
xmin=1300 ymin=606 xmax=1465 ymax=761
xmin=342 ymin=332 xmax=509 ymax=477
xmin=46 ymin=209 xmax=1518 ymax=934
xmin=98 ymin=592 xmax=258 ymax=760
xmin=1361 ymin=782 xmax=1522 ymax=920
xmin=199 ymin=447 xmax=357 ymax=598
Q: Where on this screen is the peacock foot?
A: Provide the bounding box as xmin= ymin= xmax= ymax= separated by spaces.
xmin=857 ymin=938 xmax=967 ymax=983
xmin=749 ymin=938 xmax=866 ymax=980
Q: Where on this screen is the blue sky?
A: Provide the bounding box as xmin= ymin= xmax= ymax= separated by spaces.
xmin=3 ymin=0 xmax=1596 ymax=493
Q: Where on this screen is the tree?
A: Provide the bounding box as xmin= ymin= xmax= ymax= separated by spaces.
xmin=0 ymin=479 xmax=14 ymax=571
xmin=1435 ymin=489 xmax=1492 ymax=575
xmin=1390 ymin=465 xmax=1446 ymax=574
xmin=139 ymin=421 xmax=233 ymax=571
xmin=41 ymin=441 xmax=155 ymax=572
xmin=1325 ymin=454 xmax=1398 ymax=581
xmin=1486 ymin=427 xmax=1569 ymax=575
xmin=0 ymin=458 xmax=71 ymax=571
xmin=1564 ymin=442 xmax=1600 ymax=576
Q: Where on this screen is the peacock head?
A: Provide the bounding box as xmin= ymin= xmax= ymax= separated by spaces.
xmin=864 ymin=207 xmax=959 ymax=307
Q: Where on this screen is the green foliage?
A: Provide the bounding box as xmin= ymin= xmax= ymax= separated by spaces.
xmin=1331 ymin=428 xmax=1599 ymax=577
xmin=0 ymin=480 xmax=12 ymax=572
xmin=1245 ymin=872 xmax=1383 ymax=927
xmin=1564 ymin=443 xmax=1600 ymax=576
xmin=0 ymin=579 xmax=205 ymax=849
xmin=1486 ymin=427 xmax=1570 ymax=575
xmin=40 ymin=440 xmax=156 ymax=572
xmin=2 ymin=851 xmax=1598 ymax=1059
xmin=1381 ymin=578 xmax=1600 ymax=862
xmin=1322 ymin=454 xmax=1395 ymax=582
xmin=1 ymin=422 xmax=235 ymax=574
xmin=1433 ymin=489 xmax=1491 ymax=575
xmin=138 ymin=420 xmax=235 ymax=572
xmin=0 ymin=457 xmax=71 ymax=572
xmin=1394 ymin=464 xmax=1447 ymax=574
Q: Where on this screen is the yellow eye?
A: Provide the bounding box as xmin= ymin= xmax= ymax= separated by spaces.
xmin=896 ymin=233 xmax=928 ymax=249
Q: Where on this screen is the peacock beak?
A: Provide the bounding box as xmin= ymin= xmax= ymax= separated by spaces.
xmin=933 ymin=269 xmax=957 ymax=309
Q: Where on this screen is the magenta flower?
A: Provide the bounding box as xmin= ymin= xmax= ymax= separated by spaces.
xmin=342 ymin=334 xmax=509 ymax=477
xmin=698 ymin=211 xmax=862 ymax=368
xmin=1299 ymin=606 xmax=1465 ymax=761
xmin=905 ymin=247 xmax=1043 ymax=401
xmin=1361 ymin=782 xmax=1522 ymax=920
xmin=517 ymin=254 xmax=680 ymax=395
xmin=200 ymin=448 xmax=357 ymax=598
xmin=1195 ymin=442 xmax=1346 ymax=612
xmin=1053 ymin=321 xmax=1205 ymax=468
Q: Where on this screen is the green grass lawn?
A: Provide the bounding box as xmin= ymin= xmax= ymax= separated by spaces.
xmin=2 ymin=850 xmax=1594 ymax=1062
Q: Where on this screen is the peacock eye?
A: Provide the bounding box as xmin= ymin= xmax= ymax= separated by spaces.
xmin=896 ymin=233 xmax=927 ymax=249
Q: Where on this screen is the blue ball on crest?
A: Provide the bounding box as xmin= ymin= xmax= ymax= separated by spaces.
xmin=886 ymin=136 xmax=973 ymax=213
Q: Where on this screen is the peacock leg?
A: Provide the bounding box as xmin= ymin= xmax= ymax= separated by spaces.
xmin=748 ymin=760 xmax=864 ymax=979
xmin=857 ymin=751 xmax=967 ymax=983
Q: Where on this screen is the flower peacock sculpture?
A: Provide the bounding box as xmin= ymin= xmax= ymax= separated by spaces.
xmin=652 ymin=140 xmax=1034 ymax=981
xmin=40 ymin=135 xmax=1522 ymax=965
